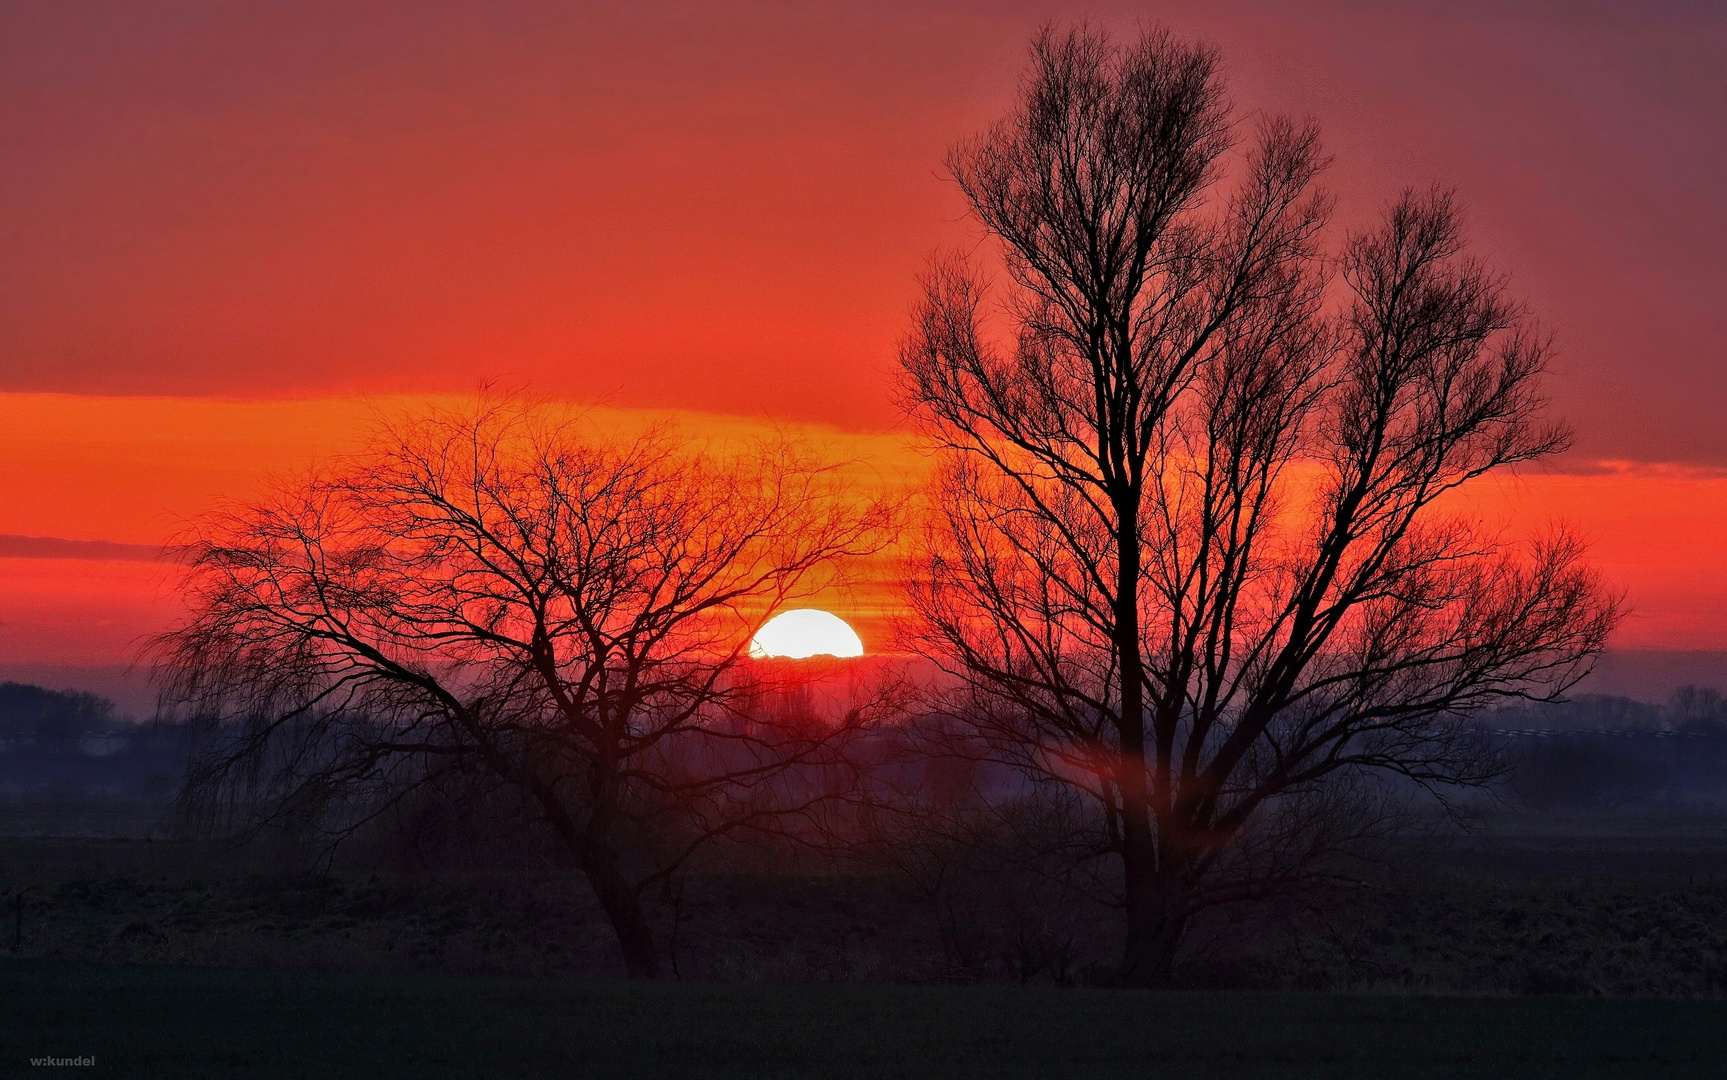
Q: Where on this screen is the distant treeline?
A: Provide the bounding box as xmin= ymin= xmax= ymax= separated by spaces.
xmin=0 ymin=682 xmax=188 ymax=801
xmin=1484 ymin=685 xmax=1727 ymax=735
xmin=5 ymin=679 xmax=1727 ymax=814
xmin=1482 ymin=686 xmax=1727 ymax=810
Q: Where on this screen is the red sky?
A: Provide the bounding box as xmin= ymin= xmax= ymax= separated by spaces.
xmin=1 ymin=0 xmax=1724 ymax=668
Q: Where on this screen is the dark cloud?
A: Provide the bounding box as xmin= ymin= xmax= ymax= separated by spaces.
xmin=0 ymin=535 xmax=167 ymax=562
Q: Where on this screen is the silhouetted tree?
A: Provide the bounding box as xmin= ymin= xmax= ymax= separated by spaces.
xmin=900 ymin=25 xmax=1618 ymax=984
xmin=1669 ymin=685 xmax=1724 ymax=728
xmin=156 ymin=397 xmax=891 ymax=977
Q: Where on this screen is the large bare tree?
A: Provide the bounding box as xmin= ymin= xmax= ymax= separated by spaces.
xmin=156 ymin=398 xmax=891 ymax=977
xmin=900 ymin=25 xmax=1618 ymax=984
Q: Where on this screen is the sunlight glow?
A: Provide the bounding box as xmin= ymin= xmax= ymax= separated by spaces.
xmin=749 ymin=609 xmax=864 ymax=660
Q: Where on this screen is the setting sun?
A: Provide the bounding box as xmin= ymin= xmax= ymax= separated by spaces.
xmin=749 ymin=609 xmax=865 ymax=660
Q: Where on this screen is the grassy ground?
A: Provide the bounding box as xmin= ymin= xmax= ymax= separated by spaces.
xmin=5 ymin=826 xmax=1727 ymax=993
xmin=5 ymin=959 xmax=1726 ymax=1080
xmin=3 ymin=832 xmax=1727 ymax=995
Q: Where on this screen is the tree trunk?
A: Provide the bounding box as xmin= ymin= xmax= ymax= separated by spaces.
xmin=1112 ymin=488 xmax=1175 ymax=986
xmin=1120 ymin=876 xmax=1188 ymax=986
xmin=581 ymin=840 xmax=661 ymax=979
xmin=531 ymin=775 xmax=662 ymax=979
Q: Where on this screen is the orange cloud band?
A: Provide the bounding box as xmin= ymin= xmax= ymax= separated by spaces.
xmin=0 ymin=393 xmax=1717 ymax=664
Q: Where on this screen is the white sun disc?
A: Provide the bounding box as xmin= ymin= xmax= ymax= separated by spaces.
xmin=749 ymin=610 xmax=864 ymax=659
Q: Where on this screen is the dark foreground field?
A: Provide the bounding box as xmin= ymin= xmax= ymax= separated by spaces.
xmin=7 ymin=813 xmax=1727 ymax=994
xmin=6 ymin=960 xmax=1726 ymax=1080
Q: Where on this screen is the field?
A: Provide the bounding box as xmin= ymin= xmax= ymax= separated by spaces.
xmin=6 ymin=808 xmax=1727 ymax=994
xmin=5 ymin=806 xmax=1727 ymax=1076
xmin=6 ymin=959 xmax=1727 ymax=1079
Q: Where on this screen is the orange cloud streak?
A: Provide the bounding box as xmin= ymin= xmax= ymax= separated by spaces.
xmin=1 ymin=393 xmax=1720 ymax=664
xmin=0 ymin=393 xmax=924 ymax=664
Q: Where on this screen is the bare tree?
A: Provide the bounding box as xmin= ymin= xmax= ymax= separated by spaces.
xmin=155 ymin=397 xmax=892 ymax=978
xmin=899 ymin=25 xmax=1618 ymax=985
